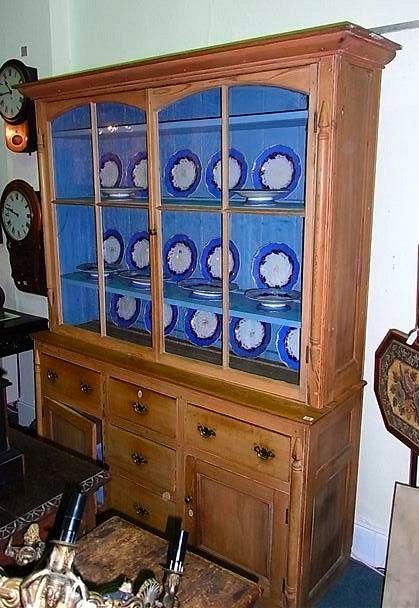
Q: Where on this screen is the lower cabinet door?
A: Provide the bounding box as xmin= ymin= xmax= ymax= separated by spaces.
xmin=108 ymin=474 xmax=176 ymax=533
xmin=185 ymin=456 xmax=288 ymax=601
xmin=42 ymin=397 xmax=98 ymax=459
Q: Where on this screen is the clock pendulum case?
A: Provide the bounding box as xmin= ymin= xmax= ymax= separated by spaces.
xmin=0 ymin=59 xmax=38 ymax=153
xmin=0 ymin=179 xmax=47 ymax=295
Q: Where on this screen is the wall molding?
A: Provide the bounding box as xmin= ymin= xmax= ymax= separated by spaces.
xmin=352 ymin=523 xmax=388 ymax=569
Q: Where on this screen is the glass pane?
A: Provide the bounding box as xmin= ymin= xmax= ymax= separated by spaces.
xmin=97 ymin=103 xmax=147 ymax=203
xmin=52 ymin=105 xmax=94 ymax=201
xmin=158 ymin=88 xmax=222 ymax=208
xmin=228 ymin=85 xmax=308 ymax=209
xmin=102 ymin=206 xmax=151 ymax=347
xmin=162 ymin=211 xmax=222 ymax=365
xmin=229 ymin=213 xmax=303 ymax=382
xmin=56 ymin=204 xmax=100 ymax=333
xmin=227 ymin=85 xmax=308 ymax=383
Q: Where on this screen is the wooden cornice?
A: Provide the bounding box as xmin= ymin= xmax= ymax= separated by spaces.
xmin=21 ymin=22 xmax=400 ymax=102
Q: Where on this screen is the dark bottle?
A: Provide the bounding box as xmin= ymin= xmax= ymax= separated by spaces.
xmin=57 ymin=491 xmax=86 ymax=544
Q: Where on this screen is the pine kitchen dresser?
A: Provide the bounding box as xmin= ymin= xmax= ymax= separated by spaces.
xmin=22 ymin=23 xmax=399 ymax=607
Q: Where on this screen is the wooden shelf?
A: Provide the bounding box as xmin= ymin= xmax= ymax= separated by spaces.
xmin=62 ymin=272 xmax=301 ymax=328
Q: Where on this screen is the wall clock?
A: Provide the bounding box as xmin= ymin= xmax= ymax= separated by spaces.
xmin=0 ymin=59 xmax=37 ymax=153
xmin=0 ymin=179 xmax=47 ymax=295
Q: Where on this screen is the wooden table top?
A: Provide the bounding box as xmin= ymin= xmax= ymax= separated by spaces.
xmin=75 ymin=516 xmax=262 ymax=608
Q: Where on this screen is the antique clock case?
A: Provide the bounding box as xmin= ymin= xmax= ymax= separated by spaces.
xmin=22 ymin=24 xmax=398 ymax=608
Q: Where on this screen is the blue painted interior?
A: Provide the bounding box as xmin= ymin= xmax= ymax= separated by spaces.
xmin=53 ymin=83 xmax=307 ymax=374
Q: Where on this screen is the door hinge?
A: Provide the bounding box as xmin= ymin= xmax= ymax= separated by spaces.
xmin=314 ymin=110 xmax=318 ymax=133
xmin=305 ymin=344 xmax=310 ymax=364
xmin=282 ymin=578 xmax=286 ymax=593
xmin=285 ymin=508 xmax=289 ymax=525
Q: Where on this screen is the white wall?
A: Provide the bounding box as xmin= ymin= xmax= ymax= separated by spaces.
xmin=1 ymin=0 xmax=418 ymax=569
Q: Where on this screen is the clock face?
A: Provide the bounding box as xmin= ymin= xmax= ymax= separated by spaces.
xmin=0 ymin=63 xmax=25 ymax=122
xmin=1 ymin=189 xmax=33 ymax=241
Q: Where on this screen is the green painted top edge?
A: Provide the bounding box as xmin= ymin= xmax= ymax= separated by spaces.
xmin=37 ymin=21 xmax=399 ymax=83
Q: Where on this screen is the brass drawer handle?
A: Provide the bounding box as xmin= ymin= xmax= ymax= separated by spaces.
xmin=133 ymin=401 xmax=148 ymax=415
xmin=254 ymin=445 xmax=275 ymax=461
xmin=134 ymin=504 xmax=149 ymax=518
xmin=47 ymin=368 xmax=58 ymax=383
xmin=131 ymin=452 xmax=148 ymax=466
xmin=80 ymin=382 xmax=92 ymax=394
xmin=197 ymin=424 xmax=216 ymax=440
xmin=184 ymin=495 xmax=193 ymax=504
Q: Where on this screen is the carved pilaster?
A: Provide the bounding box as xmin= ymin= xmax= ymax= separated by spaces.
xmin=284 ymin=437 xmax=304 ymax=608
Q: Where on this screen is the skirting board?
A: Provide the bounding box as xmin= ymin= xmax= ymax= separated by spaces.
xmin=351 ymin=523 xmax=388 ymax=569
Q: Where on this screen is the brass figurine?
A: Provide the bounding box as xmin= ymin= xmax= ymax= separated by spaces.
xmin=5 ymin=525 xmax=45 ymax=567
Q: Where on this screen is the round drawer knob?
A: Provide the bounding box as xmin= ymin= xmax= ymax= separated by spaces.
xmin=137 ymin=388 xmax=143 ymax=399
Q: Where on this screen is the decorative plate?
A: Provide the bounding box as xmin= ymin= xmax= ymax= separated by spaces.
xmin=229 ymin=317 xmax=271 ymax=358
xmin=244 ymin=288 xmax=300 ymax=310
xmin=231 ymin=189 xmax=288 ymax=205
xmin=101 ymin=187 xmax=140 ymax=199
xmin=252 ymin=242 xmax=300 ymax=290
xmin=103 ymin=229 xmax=124 ymax=266
xmin=125 ymin=231 xmax=150 ymax=272
xmin=99 ymin=153 xmax=123 ymax=188
xmin=144 ymin=301 xmax=178 ymax=335
xmin=201 ymin=238 xmax=240 ymax=281
xmin=163 ymin=234 xmax=197 ymax=280
xmin=109 ymin=294 xmax=141 ymax=328
xmin=127 ymin=151 xmax=148 ymax=196
xmin=178 ymin=278 xmax=238 ymax=300
xmin=76 ymin=262 xmax=121 ymax=278
xmin=277 ymin=326 xmax=300 ymax=370
xmin=119 ymin=269 xmax=170 ymax=288
xmin=185 ymin=309 xmax=222 ymax=347
xmin=252 ymin=144 xmax=301 ymax=197
xmin=164 ymin=149 xmax=201 ymax=197
xmin=205 ymin=148 xmax=247 ymax=198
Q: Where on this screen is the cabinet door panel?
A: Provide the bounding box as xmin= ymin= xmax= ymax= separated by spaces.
xmin=43 ymin=397 xmax=97 ymax=459
xmin=186 ymin=457 xmax=288 ymax=584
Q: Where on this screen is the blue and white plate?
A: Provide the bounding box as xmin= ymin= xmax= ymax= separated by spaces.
xmin=201 ymin=238 xmax=240 ymax=281
xmin=103 ymin=229 xmax=124 ymax=266
xmin=144 ymin=301 xmax=178 ymax=335
xmin=205 ymin=148 xmax=247 ymax=198
xmin=109 ymin=294 xmax=141 ymax=328
xmin=252 ymin=145 xmax=301 ymax=197
xmin=76 ymin=262 xmax=121 ymax=278
xmin=185 ymin=309 xmax=222 ymax=347
xmin=125 ymin=231 xmax=150 ymax=272
xmin=276 ymin=326 xmax=300 ymax=370
xmin=99 ymin=152 xmax=123 ymax=188
xmin=252 ymin=242 xmax=300 ymax=290
xmin=178 ymin=278 xmax=238 ymax=300
xmin=229 ymin=317 xmax=271 ymax=358
xmin=163 ymin=234 xmax=197 ymax=280
xmin=164 ymin=149 xmax=201 ymax=197
xmin=127 ymin=151 xmax=148 ymax=197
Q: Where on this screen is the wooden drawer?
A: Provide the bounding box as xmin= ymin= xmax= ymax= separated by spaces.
xmin=107 ymin=425 xmax=175 ymax=494
xmin=108 ymin=475 xmax=175 ymax=533
xmin=40 ymin=354 xmax=101 ymax=416
xmin=185 ymin=404 xmax=291 ymax=482
xmin=108 ymin=377 xmax=176 ymax=438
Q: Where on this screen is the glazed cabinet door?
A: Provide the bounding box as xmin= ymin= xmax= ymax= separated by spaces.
xmin=42 ymin=397 xmax=98 ymax=459
xmin=185 ymin=456 xmax=288 ymax=604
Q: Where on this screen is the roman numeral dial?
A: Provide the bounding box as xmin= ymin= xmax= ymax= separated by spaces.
xmin=1 ymin=189 xmax=33 ymax=241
